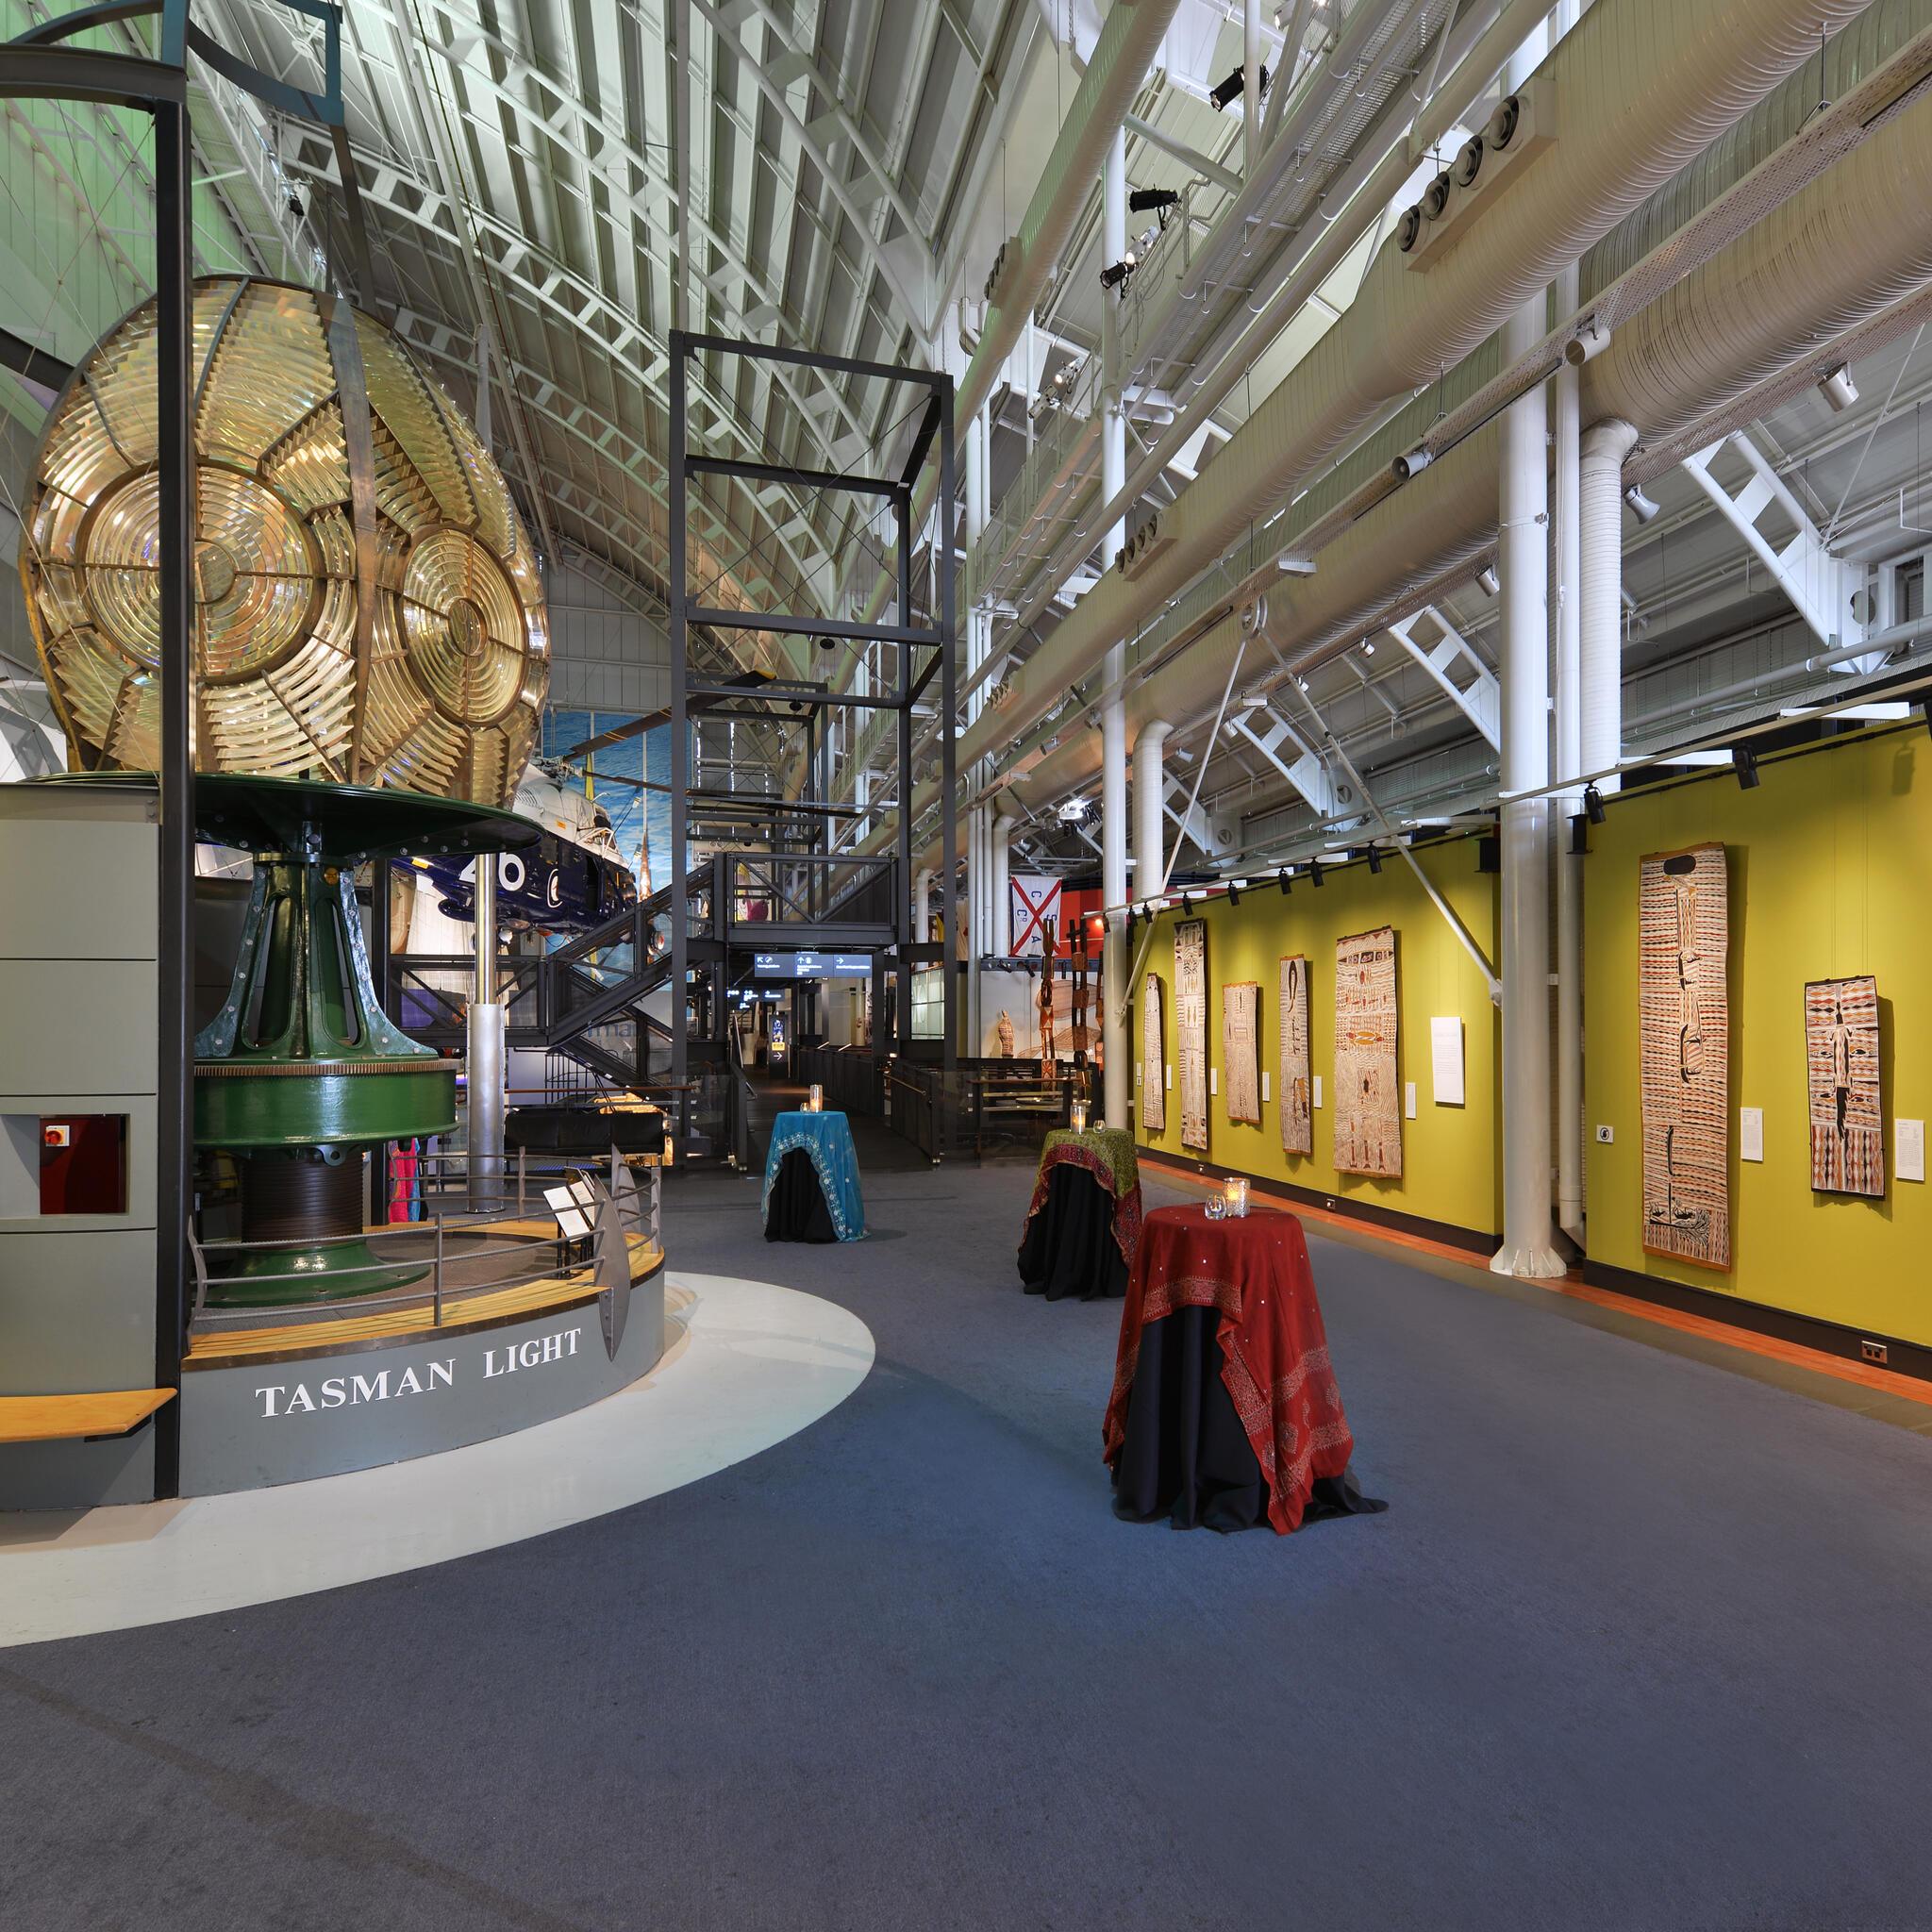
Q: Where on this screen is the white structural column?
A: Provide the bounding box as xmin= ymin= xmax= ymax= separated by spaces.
xmin=1550 ymin=0 xmax=1587 ymax=1250
xmin=1491 ymin=29 xmax=1562 ymax=1280
xmin=1579 ymin=420 xmax=1639 ymax=795
xmin=914 ymin=865 xmax=934 ymax=946
xmin=1100 ymin=127 xmax=1131 ymax=1126
xmin=468 ymin=856 xmax=504 ymax=1209
xmin=1242 ymin=0 xmax=1262 ymax=172
xmin=967 ymin=803 xmax=984 ymax=1044
xmin=1134 ymin=721 xmax=1172 ymax=901
xmin=991 ymin=813 xmax=1014 ymax=956
xmin=1552 ymin=246 xmax=1584 ymax=1246
xmin=964 ymin=401 xmax=991 ymax=1053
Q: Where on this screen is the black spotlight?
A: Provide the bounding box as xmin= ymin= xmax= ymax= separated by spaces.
xmin=1569 ymin=812 xmax=1591 ymax=857
xmin=1310 ymin=858 xmax=1325 ymax=888
xmin=1733 ymin=745 xmax=1760 ymax=789
xmin=1180 ymin=892 xmax=1194 ymax=913
xmin=1226 ymin=880 xmax=1241 ymax=908
xmin=1366 ymin=845 xmax=1383 ymax=875
xmin=1125 ymin=907 xmax=1137 ymax=942
xmin=1477 ymin=834 xmax=1500 ymax=874
xmin=817 ymin=633 xmax=836 ymax=650
xmin=788 ymin=699 xmax=806 ymax=714
xmin=1276 ymin=866 xmax=1291 ymax=896
xmin=1099 ymin=258 xmax=1134 ymax=292
xmin=1584 ymin=782 xmax=1607 ymax=824
xmin=1209 ymin=62 xmax=1268 ymax=110
xmin=1128 ymin=187 xmax=1180 ymax=214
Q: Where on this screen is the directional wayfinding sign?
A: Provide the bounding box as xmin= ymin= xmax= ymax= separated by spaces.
xmin=753 ymin=952 xmax=871 ymax=978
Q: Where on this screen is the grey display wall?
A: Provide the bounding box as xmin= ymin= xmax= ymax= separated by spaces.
xmin=0 ymin=783 xmax=162 ymax=1509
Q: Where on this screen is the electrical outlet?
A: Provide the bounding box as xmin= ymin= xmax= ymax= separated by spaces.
xmin=1862 ymin=1340 xmax=1889 ymax=1366
xmin=1594 ymin=1124 xmax=1614 ymax=1144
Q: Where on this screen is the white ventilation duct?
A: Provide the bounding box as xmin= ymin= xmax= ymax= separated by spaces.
xmin=991 ymin=14 xmax=1932 ymax=830
xmin=965 ymin=0 xmax=1868 ymax=752
xmin=1006 ymin=0 xmax=1557 ymax=641
xmin=877 ymin=0 xmax=1876 ymax=853
xmin=850 ymin=0 xmax=1185 ymax=625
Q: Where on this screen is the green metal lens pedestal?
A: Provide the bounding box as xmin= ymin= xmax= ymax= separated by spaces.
xmin=189 ymin=775 xmax=536 ymax=1308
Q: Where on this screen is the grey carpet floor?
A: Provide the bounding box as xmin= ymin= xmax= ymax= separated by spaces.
xmin=6 ymin=1158 xmax=1932 ymax=1932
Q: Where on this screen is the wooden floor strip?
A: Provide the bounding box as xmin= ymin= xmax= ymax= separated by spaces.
xmin=1137 ymin=1154 xmax=1932 ymax=1412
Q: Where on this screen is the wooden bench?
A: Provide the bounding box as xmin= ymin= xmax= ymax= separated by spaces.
xmin=0 ymin=1389 xmax=175 ymax=1443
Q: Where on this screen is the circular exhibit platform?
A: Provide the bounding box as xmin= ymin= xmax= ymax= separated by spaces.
xmin=0 ymin=1274 xmax=874 ymax=1646
xmin=177 ymin=1217 xmax=671 ymax=1493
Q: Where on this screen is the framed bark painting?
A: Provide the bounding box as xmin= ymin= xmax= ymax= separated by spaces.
xmin=1640 ymin=842 xmax=1729 ymax=1269
xmin=1223 ymin=982 xmax=1261 ymax=1125
xmin=1807 ymin=974 xmax=1882 ymax=1196
xmin=1334 ymin=926 xmax=1400 ymax=1178
xmin=1175 ymin=918 xmax=1209 ymax=1152
xmin=1279 ymin=954 xmax=1312 ymax=1156
xmin=1141 ymin=972 xmax=1167 ymax=1134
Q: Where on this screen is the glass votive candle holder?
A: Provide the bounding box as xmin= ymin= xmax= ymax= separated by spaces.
xmin=1069 ymin=1100 xmax=1089 ymax=1134
xmin=806 ymin=1083 xmax=824 ymax=1112
xmin=1224 ymin=1175 xmax=1250 ymax=1218
xmin=1204 ymin=1192 xmax=1226 ymax=1221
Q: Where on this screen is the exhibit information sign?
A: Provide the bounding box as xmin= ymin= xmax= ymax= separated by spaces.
xmin=1429 ymin=1015 xmax=1465 ymax=1107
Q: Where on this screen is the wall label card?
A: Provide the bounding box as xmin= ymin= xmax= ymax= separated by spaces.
xmin=1313 ymin=1074 xmax=1324 ymax=1109
xmin=1806 ymin=974 xmax=1883 ymax=1196
xmin=1334 ymin=925 xmax=1401 ymax=1178
xmin=1175 ymin=920 xmax=1209 ymax=1151
xmin=1640 ymin=842 xmax=1730 ymax=1270
xmin=1429 ymin=1015 xmax=1465 ymax=1107
xmin=1141 ymin=974 xmax=1166 ymax=1133
xmin=1740 ymin=1107 xmax=1764 ymax=1163
xmin=1279 ymin=955 xmax=1312 ymax=1156
xmin=1405 ymin=1082 xmax=1417 ymax=1121
xmin=1896 ymin=1118 xmax=1924 ymax=1183
xmin=1223 ymin=982 xmax=1262 ymax=1124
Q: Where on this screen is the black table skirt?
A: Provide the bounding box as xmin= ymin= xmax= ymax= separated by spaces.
xmin=764 ymin=1147 xmax=839 ymax=1243
xmin=1018 ymin=1164 xmax=1127 ymax=1302
xmin=1113 ymin=1307 xmax=1385 ymax=1532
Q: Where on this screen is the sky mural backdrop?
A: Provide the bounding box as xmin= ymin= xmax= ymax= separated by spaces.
xmin=538 ymin=711 xmax=674 ymax=894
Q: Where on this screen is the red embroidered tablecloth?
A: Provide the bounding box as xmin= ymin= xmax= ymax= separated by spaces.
xmin=1103 ymin=1203 xmax=1355 ymax=1534
xmin=1019 ymin=1127 xmax=1143 ymax=1269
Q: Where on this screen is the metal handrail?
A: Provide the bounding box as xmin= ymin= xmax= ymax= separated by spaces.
xmin=192 ymin=1149 xmax=662 ymax=1329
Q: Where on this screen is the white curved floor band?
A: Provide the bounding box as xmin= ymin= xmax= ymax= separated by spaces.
xmin=0 ymin=1274 xmax=873 ymax=1648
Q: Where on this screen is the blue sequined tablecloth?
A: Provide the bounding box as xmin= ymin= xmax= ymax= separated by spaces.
xmin=760 ymin=1110 xmax=866 ymax=1241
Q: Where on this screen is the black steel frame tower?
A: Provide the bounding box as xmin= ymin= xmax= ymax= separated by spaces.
xmin=667 ymin=331 xmax=958 ymax=1102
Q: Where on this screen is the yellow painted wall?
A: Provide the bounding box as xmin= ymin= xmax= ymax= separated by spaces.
xmin=1133 ymin=838 xmax=1502 ymax=1237
xmin=1584 ymin=726 xmax=1932 ymax=1347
